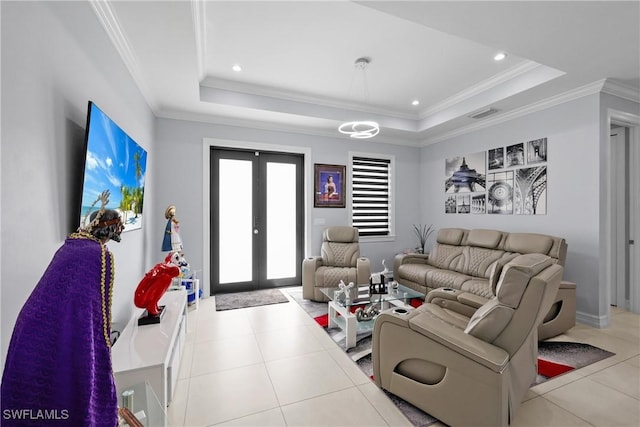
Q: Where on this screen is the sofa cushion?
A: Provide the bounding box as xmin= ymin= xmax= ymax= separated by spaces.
xmin=496 ymin=253 xmax=553 ymax=308
xmin=460 ymin=278 xmax=494 ymax=299
xmin=315 ymin=266 xmax=357 ymax=286
xmin=425 ymin=269 xmax=472 ymax=290
xmin=322 ymin=242 xmax=359 ymax=267
xmin=504 ymin=233 xmax=553 ymax=256
xmin=466 ymin=229 xmax=503 ymax=249
xmin=455 ymin=246 xmax=508 ymax=278
xmin=427 ymin=244 xmax=464 ymax=269
xmin=436 ymin=228 xmax=466 ymax=246
xmin=413 ymin=303 xmax=470 ymax=330
xmin=324 ymin=226 xmax=359 ymax=243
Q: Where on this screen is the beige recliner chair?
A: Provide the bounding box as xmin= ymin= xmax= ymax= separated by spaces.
xmin=372 ymin=253 xmax=563 ymax=427
xmin=302 ymin=226 xmax=371 ymax=302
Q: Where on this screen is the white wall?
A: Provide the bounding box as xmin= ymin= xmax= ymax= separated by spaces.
xmin=420 ymin=93 xmax=640 ymax=325
xmin=0 ymin=1 xmax=155 ymax=365
xmin=153 ymin=118 xmax=423 ymax=295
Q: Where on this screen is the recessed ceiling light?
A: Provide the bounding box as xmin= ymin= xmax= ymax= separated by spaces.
xmin=494 ymin=52 xmax=507 ymax=61
xmin=411 ymin=99 xmax=420 ymax=106
xmin=232 ymin=64 xmax=242 ymax=72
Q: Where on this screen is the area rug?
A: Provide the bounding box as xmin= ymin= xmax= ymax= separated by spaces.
xmin=285 ymin=286 xmax=615 ymax=426
xmin=536 ymin=340 xmax=615 ymax=382
xmin=214 ymin=288 xmax=289 ymax=311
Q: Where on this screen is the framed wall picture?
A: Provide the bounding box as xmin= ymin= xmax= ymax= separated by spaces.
xmin=314 ymin=164 xmax=345 ymax=208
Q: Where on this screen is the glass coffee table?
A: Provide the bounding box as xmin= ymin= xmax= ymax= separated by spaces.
xmin=319 ymin=284 xmax=424 ymax=349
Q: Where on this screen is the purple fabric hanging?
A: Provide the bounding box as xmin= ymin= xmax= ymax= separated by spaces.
xmin=1 ymin=235 xmax=118 ymax=426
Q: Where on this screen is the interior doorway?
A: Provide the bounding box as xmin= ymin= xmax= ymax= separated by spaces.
xmin=610 ymin=125 xmax=631 ymax=309
xmin=608 ymin=111 xmax=640 ymax=315
xmin=210 ymin=147 xmax=304 ymax=294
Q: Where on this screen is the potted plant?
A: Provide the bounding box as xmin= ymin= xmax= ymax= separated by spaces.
xmin=413 ymin=224 xmax=434 ymax=254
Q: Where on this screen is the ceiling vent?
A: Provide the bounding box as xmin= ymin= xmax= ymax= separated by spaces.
xmin=468 ymin=107 xmax=499 ymax=119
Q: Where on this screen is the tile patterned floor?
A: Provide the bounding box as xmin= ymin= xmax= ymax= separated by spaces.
xmin=167 ymin=290 xmax=640 ymax=427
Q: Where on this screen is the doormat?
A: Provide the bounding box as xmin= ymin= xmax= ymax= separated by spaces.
xmin=284 ymin=286 xmax=615 ymax=427
xmin=214 ymin=288 xmax=289 ymax=311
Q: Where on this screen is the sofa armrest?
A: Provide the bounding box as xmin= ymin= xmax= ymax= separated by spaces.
xmin=402 ymin=253 xmax=430 ymax=264
xmin=303 ymin=256 xmax=323 ymax=270
xmin=426 ymin=287 xmax=462 ymax=303
xmin=393 ymin=252 xmax=429 ymax=272
xmin=302 ymin=256 xmax=323 ymax=299
xmin=407 ymin=310 xmax=509 ymax=372
xmin=457 ymin=292 xmax=488 ymax=309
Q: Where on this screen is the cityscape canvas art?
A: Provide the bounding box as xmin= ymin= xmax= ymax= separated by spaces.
xmin=445 ymin=138 xmax=548 ymax=215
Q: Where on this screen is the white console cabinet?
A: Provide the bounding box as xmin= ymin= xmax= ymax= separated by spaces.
xmin=112 ymin=289 xmax=187 ymax=425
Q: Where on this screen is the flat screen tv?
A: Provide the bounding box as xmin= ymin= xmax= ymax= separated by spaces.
xmin=79 ymin=101 xmax=148 ymax=232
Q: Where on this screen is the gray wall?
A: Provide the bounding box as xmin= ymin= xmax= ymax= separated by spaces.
xmin=1 ymin=1 xmax=155 ymax=365
xmin=152 ymin=118 xmax=423 ymax=295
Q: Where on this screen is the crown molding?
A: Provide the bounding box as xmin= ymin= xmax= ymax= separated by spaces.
xmin=89 ymin=0 xmax=158 ymax=111
xmin=199 ymin=60 xmax=552 ymax=124
xmin=419 ymin=60 xmax=543 ymax=119
xmin=602 ymin=79 xmax=640 ymax=103
xmin=200 ymin=78 xmax=418 ymax=121
xmin=422 ymin=79 xmax=609 ymax=146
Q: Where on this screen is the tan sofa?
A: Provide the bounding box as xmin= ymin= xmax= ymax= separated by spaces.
xmin=373 ymin=253 xmax=564 ymax=427
xmin=393 ymin=228 xmax=575 ymax=340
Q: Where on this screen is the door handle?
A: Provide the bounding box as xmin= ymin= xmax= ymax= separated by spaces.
xmin=630 ymin=240 xmax=635 ymax=245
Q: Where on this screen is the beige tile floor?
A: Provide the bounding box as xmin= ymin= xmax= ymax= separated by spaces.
xmin=167 ymin=292 xmax=640 ymax=427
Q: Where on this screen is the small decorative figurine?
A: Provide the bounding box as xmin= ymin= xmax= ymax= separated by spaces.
xmin=355 ymin=303 xmax=380 ymax=322
xmin=334 ymin=280 xmax=356 ymax=304
xmin=369 ymin=260 xmax=389 ymax=294
xmin=162 ymin=205 xmax=183 ymax=252
xmin=134 ymin=251 xmax=182 ymax=325
xmin=369 ymin=273 xmax=387 ymax=294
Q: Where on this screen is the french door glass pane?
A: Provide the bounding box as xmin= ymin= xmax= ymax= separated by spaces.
xmin=219 ymin=159 xmax=252 ymax=284
xmin=266 ymin=162 xmax=296 ymax=279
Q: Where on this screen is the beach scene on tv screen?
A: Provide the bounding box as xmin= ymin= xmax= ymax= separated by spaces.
xmin=80 ymin=104 xmax=147 ymax=232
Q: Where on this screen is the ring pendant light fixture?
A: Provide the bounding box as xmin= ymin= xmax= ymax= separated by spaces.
xmin=338 ymin=57 xmax=380 ymax=139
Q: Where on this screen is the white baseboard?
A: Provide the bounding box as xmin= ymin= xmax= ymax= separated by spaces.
xmin=576 ymin=310 xmax=610 ymax=328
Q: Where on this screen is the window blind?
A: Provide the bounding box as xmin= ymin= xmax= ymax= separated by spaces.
xmin=351 ymin=156 xmax=390 ymax=237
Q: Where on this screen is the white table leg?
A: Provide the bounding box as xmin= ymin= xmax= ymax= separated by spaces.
xmin=328 ymin=301 xmax=358 ymax=350
xmin=328 ymin=301 xmax=338 ymax=328
xmin=345 ymin=314 xmax=357 ymax=349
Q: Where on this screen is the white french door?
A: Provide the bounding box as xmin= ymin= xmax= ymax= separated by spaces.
xmin=210 ymin=148 xmax=304 ymax=294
